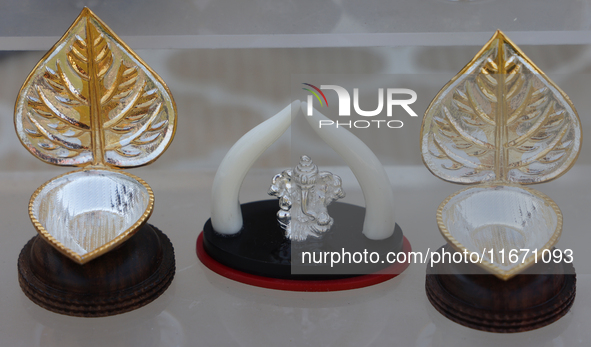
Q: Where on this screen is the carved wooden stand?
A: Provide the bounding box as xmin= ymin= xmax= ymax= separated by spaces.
xmin=425 ymin=245 xmax=575 ymax=333
xmin=18 ymin=224 xmax=175 ymax=317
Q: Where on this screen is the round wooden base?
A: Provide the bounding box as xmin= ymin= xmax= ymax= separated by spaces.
xmin=202 ymin=200 xmax=406 ymax=279
xmin=197 ymin=232 xmax=412 ymax=291
xmin=425 ymin=245 xmax=576 ymax=333
xmin=198 ymin=200 xmax=411 ymax=291
xmin=18 ymin=224 xmax=175 ymax=317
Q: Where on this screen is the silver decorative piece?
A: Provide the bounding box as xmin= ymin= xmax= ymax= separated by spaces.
xmin=199 ymin=102 xmax=410 ymax=290
xmin=421 ymin=30 xmax=581 ymax=280
xmin=269 ymin=155 xmax=345 ymax=241
xmin=421 ymin=30 xmax=580 ymax=333
xmin=14 ymin=8 xmax=176 ymax=264
xmin=15 ymin=8 xmax=177 ymax=317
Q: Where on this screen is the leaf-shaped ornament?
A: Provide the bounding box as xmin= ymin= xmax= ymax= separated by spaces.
xmin=421 ymin=30 xmax=581 ymax=185
xmin=15 ymin=8 xmax=176 ymax=168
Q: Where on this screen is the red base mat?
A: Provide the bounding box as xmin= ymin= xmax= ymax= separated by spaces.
xmin=196 ymin=232 xmax=412 ymax=292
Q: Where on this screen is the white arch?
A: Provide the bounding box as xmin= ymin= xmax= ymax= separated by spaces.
xmin=211 ymin=101 xmax=299 ymax=234
xmin=210 ymin=100 xmax=396 ymax=240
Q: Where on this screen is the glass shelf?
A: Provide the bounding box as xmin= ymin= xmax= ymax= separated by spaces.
xmin=1 ymin=1 xmax=590 ymax=346
xmin=1 ymin=0 xmax=591 ymax=49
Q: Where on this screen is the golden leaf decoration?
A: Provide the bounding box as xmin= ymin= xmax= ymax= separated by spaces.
xmin=421 ymin=30 xmax=581 ymax=184
xmin=15 ymin=8 xmax=176 ymax=168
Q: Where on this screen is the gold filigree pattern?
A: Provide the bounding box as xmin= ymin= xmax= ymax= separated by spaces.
xmin=421 ymin=30 xmax=581 ymax=185
xmin=15 ymin=8 xmax=176 ymax=168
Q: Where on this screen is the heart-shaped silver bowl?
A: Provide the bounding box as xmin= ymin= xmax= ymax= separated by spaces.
xmin=437 ymin=184 xmax=562 ymax=280
xmin=29 ymin=169 xmax=154 ymax=264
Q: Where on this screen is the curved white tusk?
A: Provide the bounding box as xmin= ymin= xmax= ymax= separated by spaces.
xmin=302 ymin=101 xmax=396 ymax=240
xmin=211 ymin=101 xmax=301 ymax=235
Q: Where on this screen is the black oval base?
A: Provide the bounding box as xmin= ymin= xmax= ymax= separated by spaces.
xmin=18 ymin=224 xmax=175 ymax=317
xmin=202 ymin=200 xmax=405 ymax=280
xmin=425 ymin=244 xmax=576 ymax=333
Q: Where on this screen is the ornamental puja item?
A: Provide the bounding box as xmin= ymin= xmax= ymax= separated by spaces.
xmin=197 ymin=101 xmax=411 ymax=291
xmin=421 ymin=30 xmax=580 ymax=332
xmin=16 ymin=8 xmax=176 ymax=317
